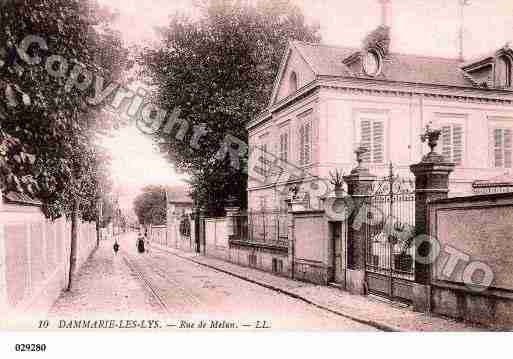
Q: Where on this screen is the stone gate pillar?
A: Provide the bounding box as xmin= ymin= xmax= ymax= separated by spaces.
xmin=410 ymin=126 xmax=454 ymax=312
xmin=343 ymin=147 xmax=376 ymax=295
xmin=225 ymin=196 xmax=241 ymax=239
xmin=286 ymin=196 xmax=296 ymax=279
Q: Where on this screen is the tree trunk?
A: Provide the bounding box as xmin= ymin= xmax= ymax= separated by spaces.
xmin=96 ymin=199 xmax=102 ymax=248
xmin=96 ymin=219 xmax=100 ymax=248
xmin=66 ymin=197 xmax=79 ymax=291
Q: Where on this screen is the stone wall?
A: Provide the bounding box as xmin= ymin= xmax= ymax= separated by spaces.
xmin=198 ymin=212 xmax=291 ymax=277
xmin=429 ymin=192 xmax=513 ymax=328
xmin=292 ymin=210 xmax=331 ymax=285
xmin=228 ymin=244 xmax=290 ymax=277
xmin=150 ymin=225 xmax=167 ymax=246
xmin=204 ymin=218 xmax=229 ymax=260
xmin=0 ymin=201 xmax=97 ymax=319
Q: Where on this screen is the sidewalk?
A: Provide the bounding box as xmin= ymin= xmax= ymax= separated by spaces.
xmin=150 ymin=243 xmax=481 ymax=332
xmin=49 ymin=238 xmax=165 ymax=318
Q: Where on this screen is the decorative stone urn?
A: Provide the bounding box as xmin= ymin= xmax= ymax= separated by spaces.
xmin=351 ymin=145 xmax=372 ymax=176
xmin=419 ymin=123 xmax=444 ymax=163
xmin=329 ymin=168 xmax=345 ymax=198
xmin=288 ymin=185 xmax=308 ymax=211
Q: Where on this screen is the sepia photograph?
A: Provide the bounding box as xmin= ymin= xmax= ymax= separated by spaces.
xmin=1 ymin=0 xmax=513 ymax=357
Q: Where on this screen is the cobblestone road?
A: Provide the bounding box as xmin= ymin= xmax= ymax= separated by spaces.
xmin=51 ymin=233 xmax=378 ymax=330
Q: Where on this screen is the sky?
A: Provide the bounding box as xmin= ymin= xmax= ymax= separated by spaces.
xmin=100 ymin=126 xmax=187 ymax=208
xmin=99 ymin=0 xmax=513 ymax=58
xmin=98 ymin=0 xmax=513 ymax=207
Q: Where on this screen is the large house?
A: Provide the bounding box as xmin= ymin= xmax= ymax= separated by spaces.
xmin=247 ymin=4 xmax=513 ymax=211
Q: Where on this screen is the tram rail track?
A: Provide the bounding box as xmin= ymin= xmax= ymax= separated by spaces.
xmin=121 ymin=250 xmax=171 ymax=315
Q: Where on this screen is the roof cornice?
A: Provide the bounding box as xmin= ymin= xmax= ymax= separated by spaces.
xmin=248 ymin=76 xmax=513 ymax=131
xmin=248 ymin=80 xmax=320 ymax=130
xmin=317 ymin=75 xmax=513 ymax=100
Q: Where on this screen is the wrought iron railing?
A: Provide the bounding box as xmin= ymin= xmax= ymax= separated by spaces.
xmin=232 ymin=210 xmax=288 ymax=247
xmin=472 ymin=184 xmax=513 ymax=195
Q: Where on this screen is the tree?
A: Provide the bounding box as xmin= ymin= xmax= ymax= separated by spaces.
xmin=99 ymin=195 xmax=116 ymax=228
xmin=139 ymin=0 xmax=320 ymax=214
xmin=133 ymin=185 xmax=167 ymax=226
xmin=0 ymin=0 xmax=129 ymax=289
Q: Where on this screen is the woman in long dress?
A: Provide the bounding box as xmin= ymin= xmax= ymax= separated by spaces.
xmin=137 ymin=232 xmax=145 ymax=253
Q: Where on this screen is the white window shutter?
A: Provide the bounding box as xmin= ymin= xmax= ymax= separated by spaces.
xmin=452 ymin=124 xmax=463 ymax=165
xmin=360 ymin=119 xmax=384 ymax=164
xmin=360 ymin=120 xmax=372 ymax=163
xmin=441 ymin=125 xmax=452 ymax=163
xmin=494 ymin=128 xmax=504 ymax=168
xmin=299 ymin=124 xmax=305 ymax=165
xmin=373 ymin=121 xmax=384 ymax=164
xmin=284 ymin=132 xmax=288 ymax=162
xmin=304 ymin=122 xmax=311 ymax=165
xmin=505 ymin=129 xmax=512 ymax=168
xmin=262 ymin=143 xmax=270 ymax=176
xmin=298 ymin=122 xmax=311 ymax=166
xmin=280 ymin=132 xmax=288 ymax=162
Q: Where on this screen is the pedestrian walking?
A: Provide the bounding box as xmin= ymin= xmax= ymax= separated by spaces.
xmin=113 ymin=241 xmax=120 ymax=254
xmin=137 ymin=232 xmax=145 ymax=253
xmin=144 ymin=230 xmax=150 ymax=254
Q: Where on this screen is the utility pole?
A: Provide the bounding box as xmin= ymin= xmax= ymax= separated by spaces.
xmin=459 ymin=0 xmax=471 ymax=61
xmin=378 ymin=0 xmax=392 ymax=28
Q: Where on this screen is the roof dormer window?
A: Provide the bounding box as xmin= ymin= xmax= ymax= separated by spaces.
xmin=496 ymin=55 xmax=512 ymax=89
xmin=289 ymin=71 xmax=298 ymax=94
xmin=363 ymin=50 xmax=382 ymax=77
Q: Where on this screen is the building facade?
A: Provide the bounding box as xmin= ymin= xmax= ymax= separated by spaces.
xmin=247 ymin=25 xmax=513 ymax=211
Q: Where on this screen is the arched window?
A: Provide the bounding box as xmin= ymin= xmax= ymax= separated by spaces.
xmin=289 ymin=71 xmax=298 ymax=94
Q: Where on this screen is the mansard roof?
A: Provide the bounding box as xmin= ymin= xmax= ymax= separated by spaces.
xmin=257 ymin=37 xmax=513 ymax=128
xmin=292 ymin=40 xmax=471 ymax=88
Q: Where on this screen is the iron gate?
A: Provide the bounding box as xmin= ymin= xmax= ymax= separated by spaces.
xmin=364 ymin=164 xmax=416 ymax=303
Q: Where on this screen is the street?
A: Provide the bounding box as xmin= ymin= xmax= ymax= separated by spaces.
xmin=51 ymin=233 xmax=378 ymax=331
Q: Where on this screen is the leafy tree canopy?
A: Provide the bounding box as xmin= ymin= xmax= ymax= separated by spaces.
xmin=139 ymin=0 xmax=320 ymax=214
xmin=0 ymin=0 xmax=129 ymax=219
xmin=133 ymin=185 xmax=167 ymax=226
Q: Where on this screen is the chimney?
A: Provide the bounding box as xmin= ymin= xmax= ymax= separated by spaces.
xmin=458 ymin=0 xmax=471 ymax=61
xmin=379 ymin=0 xmax=392 ymax=28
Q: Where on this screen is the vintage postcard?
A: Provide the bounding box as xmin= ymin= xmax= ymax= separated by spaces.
xmin=1 ymin=0 xmax=513 ymax=356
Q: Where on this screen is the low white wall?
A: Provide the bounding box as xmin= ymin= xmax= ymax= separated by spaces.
xmin=0 ymin=202 xmax=97 ymax=319
xmin=150 ymin=225 xmax=167 ymax=246
xmin=205 ymin=218 xmax=228 ymax=249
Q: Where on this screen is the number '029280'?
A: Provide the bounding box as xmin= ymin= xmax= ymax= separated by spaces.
xmin=14 ymin=344 xmax=47 ymax=352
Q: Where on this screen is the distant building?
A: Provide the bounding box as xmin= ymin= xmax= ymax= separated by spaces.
xmin=161 ymin=183 xmax=194 ymax=251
